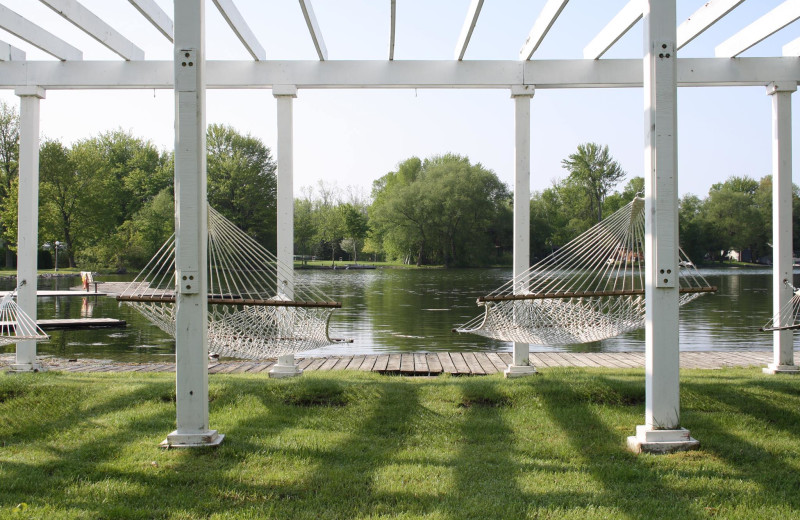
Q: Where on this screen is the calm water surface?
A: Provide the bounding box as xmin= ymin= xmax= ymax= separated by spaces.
xmin=1 ymin=267 xmax=795 ymax=362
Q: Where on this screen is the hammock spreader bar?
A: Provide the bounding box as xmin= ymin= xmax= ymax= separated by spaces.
xmin=478 ymin=286 xmax=717 ymax=302
xmin=117 ymin=294 xmax=342 ymax=308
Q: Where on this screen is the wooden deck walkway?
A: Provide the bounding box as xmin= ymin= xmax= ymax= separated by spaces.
xmin=18 ymin=350 xmax=792 ymax=376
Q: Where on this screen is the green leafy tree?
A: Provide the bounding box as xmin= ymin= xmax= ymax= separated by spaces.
xmin=561 ymin=142 xmax=626 ymax=223
xmin=39 ymin=139 xmax=85 ymax=267
xmin=340 ymin=203 xmax=369 ymax=263
xmin=207 ymin=123 xmax=277 ymax=249
xmin=704 ymin=175 xmax=764 ymax=260
xmin=0 ymin=101 xmax=19 ymax=266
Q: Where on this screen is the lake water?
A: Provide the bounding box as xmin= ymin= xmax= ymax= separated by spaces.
xmin=1 ymin=267 xmax=796 ymax=363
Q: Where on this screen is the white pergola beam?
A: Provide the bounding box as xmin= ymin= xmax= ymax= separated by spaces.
xmin=455 ymin=0 xmax=484 ymax=61
xmin=40 ymin=0 xmax=144 ymax=61
xmin=212 ymin=0 xmax=266 ymax=61
xmin=677 ymin=0 xmax=744 ymax=50
xmin=0 ymin=4 xmax=82 ymax=61
xmin=716 ymin=0 xmax=800 ymax=58
xmin=1 ymin=58 xmax=799 ymax=89
xmin=519 ymin=0 xmax=569 ymax=60
xmin=128 ymin=0 xmax=174 ymax=43
xmin=784 ymin=36 xmax=800 ymax=55
xmin=389 ymin=0 xmax=396 ymax=60
xmin=298 ymin=0 xmax=328 ymax=61
xmin=0 ymin=40 xmax=25 ymax=61
xmin=583 ymin=0 xmax=643 ymax=59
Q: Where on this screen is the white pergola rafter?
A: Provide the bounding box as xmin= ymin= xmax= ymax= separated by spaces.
xmin=127 ymin=0 xmax=173 ymax=43
xmin=0 ymin=40 xmax=25 ymax=61
xmin=583 ymin=0 xmax=643 ymax=60
xmin=519 ymin=0 xmax=569 ymax=60
xmin=454 ymin=0 xmax=484 ymax=61
xmin=40 ymin=0 xmax=144 ymax=61
xmin=716 ymin=0 xmax=800 ymax=58
xmin=784 ymin=36 xmax=800 ymax=55
xmin=0 ymin=4 xmax=82 ymax=61
xmin=298 ymin=0 xmax=327 ymax=61
xmin=677 ymin=0 xmax=745 ymax=50
xmin=212 ymin=0 xmax=265 ymax=61
xmin=389 ymin=0 xmax=396 ymax=60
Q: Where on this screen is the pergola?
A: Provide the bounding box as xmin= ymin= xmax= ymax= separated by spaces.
xmin=1 ymin=0 xmax=798 ymax=452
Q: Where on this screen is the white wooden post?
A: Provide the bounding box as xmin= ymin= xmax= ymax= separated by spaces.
xmin=164 ymin=0 xmax=223 ymax=447
xmin=269 ymin=85 xmax=302 ymax=378
xmin=628 ymin=0 xmax=698 ymax=454
xmin=764 ymin=81 xmax=799 ymax=375
xmin=506 ymin=85 xmax=537 ymax=378
xmin=10 ymin=86 xmax=45 ymax=373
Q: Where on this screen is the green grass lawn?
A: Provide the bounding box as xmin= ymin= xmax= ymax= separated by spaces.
xmin=1 ymin=368 xmax=799 ymax=519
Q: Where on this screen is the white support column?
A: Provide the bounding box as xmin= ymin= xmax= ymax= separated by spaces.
xmin=10 ymin=86 xmax=45 ymax=373
xmin=506 ymin=85 xmax=537 ymax=379
xmin=764 ymin=81 xmax=799 ymax=375
xmin=270 ymin=84 xmax=302 ymax=379
xmin=164 ymin=0 xmax=222 ymax=448
xmin=628 ymin=0 xmax=698 ymax=454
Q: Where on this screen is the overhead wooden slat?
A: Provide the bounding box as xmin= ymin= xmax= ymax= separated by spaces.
xmin=127 ymin=0 xmax=173 ymax=43
xmin=298 ymin=0 xmax=328 ymax=61
xmin=211 ymin=0 xmax=266 ymax=61
xmin=0 ymin=4 xmax=83 ymax=61
xmin=389 ymin=0 xmax=396 ymax=60
xmin=677 ymin=0 xmax=745 ymax=50
xmin=784 ymin=36 xmax=800 ymax=56
xmin=583 ymin=0 xmax=643 ymax=60
xmin=716 ymin=0 xmax=800 ymax=58
xmin=454 ymin=0 xmax=484 ymax=61
xmin=0 ymin=40 xmax=25 ymax=61
xmin=40 ymin=0 xmax=144 ymax=61
xmin=519 ymin=0 xmax=569 ymax=60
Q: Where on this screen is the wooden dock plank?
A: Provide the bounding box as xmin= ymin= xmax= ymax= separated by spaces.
xmin=426 ymin=353 xmax=443 ymax=374
xmin=437 ymin=353 xmax=458 ymax=374
xmin=297 ymin=357 xmax=314 ymax=370
xmin=533 ymin=353 xmax=558 ymax=368
xmin=400 ymin=354 xmax=415 ymax=374
xmin=305 ymin=358 xmax=327 ymax=371
xmin=497 ymin=352 xmax=513 ymax=365
xmin=462 ymin=352 xmax=485 ymax=375
xmin=560 ymin=352 xmax=592 ymax=368
xmin=449 ymin=353 xmax=471 ymax=374
xmin=586 ymin=353 xmax=626 ymax=369
xmin=386 ymin=354 xmax=402 ymax=372
xmin=486 ymin=353 xmax=508 ymax=372
xmin=473 ymin=352 xmax=498 ymax=374
xmin=413 ymin=353 xmax=429 ymax=374
xmin=360 ymin=355 xmax=377 ymax=371
xmin=249 ymin=362 xmax=274 ymax=374
xmin=346 ymin=356 xmax=365 ymax=370
xmin=319 ymin=357 xmax=340 ymax=371
xmin=332 ymin=356 xmax=352 ymax=371
xmin=373 ymin=355 xmax=390 ymax=372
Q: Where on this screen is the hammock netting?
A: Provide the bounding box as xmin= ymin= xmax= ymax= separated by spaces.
xmin=455 ymin=197 xmax=715 ymax=345
xmin=0 ymin=289 xmax=49 ymax=346
xmin=118 ymin=206 xmax=340 ymax=359
xmin=761 ymin=280 xmax=800 ymax=332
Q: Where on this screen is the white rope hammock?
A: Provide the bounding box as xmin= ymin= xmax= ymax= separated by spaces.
xmin=455 ymin=197 xmax=715 ymax=345
xmin=0 ymin=288 xmax=49 ymax=346
xmin=761 ymin=279 xmax=800 ymax=332
xmin=118 ymin=206 xmax=341 ymax=359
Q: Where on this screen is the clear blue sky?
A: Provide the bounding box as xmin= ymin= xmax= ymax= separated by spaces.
xmin=1 ymin=0 xmax=799 ymax=198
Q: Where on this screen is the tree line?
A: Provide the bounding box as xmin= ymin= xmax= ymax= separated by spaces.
xmin=0 ymin=99 xmax=794 ymax=271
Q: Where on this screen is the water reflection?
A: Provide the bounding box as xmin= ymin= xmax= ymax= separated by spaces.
xmin=0 ymin=267 xmax=796 ymax=362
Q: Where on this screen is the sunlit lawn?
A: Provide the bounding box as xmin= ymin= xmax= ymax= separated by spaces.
xmin=1 ymin=368 xmax=799 ymax=519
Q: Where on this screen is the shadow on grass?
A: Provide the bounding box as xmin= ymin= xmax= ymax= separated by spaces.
xmin=537 ymin=374 xmax=706 ymax=520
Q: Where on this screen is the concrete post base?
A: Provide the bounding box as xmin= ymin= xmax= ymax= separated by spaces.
xmin=160 ymin=429 xmax=224 ymax=448
xmin=504 ymin=364 xmax=537 ymax=378
xmin=269 ymin=354 xmax=303 ymax=379
xmin=763 ymin=363 xmax=800 ymax=375
xmin=627 ymin=425 xmax=699 ymax=454
xmin=8 ymin=362 xmax=45 ymax=373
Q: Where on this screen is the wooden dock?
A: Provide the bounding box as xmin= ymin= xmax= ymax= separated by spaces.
xmin=17 ymin=350 xmax=791 ymax=376
xmin=0 ymin=290 xmax=108 ymax=297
